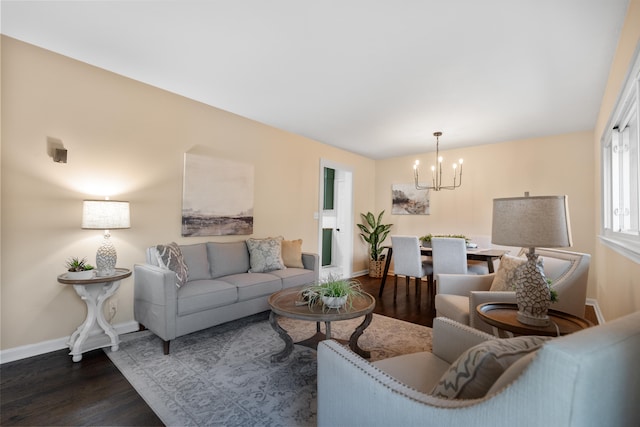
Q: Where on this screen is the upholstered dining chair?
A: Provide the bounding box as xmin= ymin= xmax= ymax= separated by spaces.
xmin=390 ymin=235 xmax=433 ymax=302
xmin=431 ymin=237 xmax=488 ymax=276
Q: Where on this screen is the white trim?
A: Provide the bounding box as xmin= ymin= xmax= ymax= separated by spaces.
xmin=598 ymin=235 xmax=640 ymax=264
xmin=0 ymin=321 xmax=139 ymax=364
xmin=586 ymin=298 xmax=605 ymax=325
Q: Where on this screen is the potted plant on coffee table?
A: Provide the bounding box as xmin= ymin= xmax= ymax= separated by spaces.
xmin=301 ymin=275 xmax=364 ymax=310
xmin=65 ymin=257 xmax=95 ymax=280
xmin=357 ymin=210 xmax=392 ymax=278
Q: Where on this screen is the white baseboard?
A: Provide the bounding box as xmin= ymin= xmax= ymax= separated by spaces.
xmin=0 ymin=320 xmax=140 ymax=364
xmin=586 ymin=298 xmax=605 ymax=324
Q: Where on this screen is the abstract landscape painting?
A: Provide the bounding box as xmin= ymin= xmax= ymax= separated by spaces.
xmin=391 ymin=183 xmax=430 ymax=215
xmin=182 ymin=153 xmax=254 ymax=236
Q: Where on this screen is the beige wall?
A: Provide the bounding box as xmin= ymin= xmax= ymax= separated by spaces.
xmin=592 ymin=0 xmax=640 ymax=320
xmin=0 ymin=36 xmax=375 ymax=351
xmin=375 ymin=131 xmax=597 ymax=291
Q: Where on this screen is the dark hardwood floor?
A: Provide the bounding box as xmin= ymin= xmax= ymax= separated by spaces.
xmin=0 ymin=274 xmax=595 ymax=426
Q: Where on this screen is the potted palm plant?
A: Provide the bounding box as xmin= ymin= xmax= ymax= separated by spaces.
xmin=357 ymin=211 xmax=392 ymax=278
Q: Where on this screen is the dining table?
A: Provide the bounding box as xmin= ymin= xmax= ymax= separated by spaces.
xmin=377 ymin=245 xmax=505 ymax=297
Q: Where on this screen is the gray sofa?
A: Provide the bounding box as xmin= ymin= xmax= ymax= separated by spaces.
xmin=134 ymin=241 xmax=319 ymax=354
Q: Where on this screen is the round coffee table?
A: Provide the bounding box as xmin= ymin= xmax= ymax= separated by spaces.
xmin=476 ymin=302 xmax=593 ymax=337
xmin=268 ymin=285 xmax=376 ymax=362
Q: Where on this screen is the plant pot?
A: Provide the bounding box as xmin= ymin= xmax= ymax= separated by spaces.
xmin=65 ymin=270 xmax=95 ymax=280
xmin=368 ymin=260 xmax=385 ymax=278
xmin=322 ymin=295 xmax=348 ymax=308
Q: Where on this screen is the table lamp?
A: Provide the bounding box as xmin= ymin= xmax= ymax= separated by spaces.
xmin=491 ymin=193 xmax=572 ymax=326
xmin=82 ymin=199 xmax=130 ymax=277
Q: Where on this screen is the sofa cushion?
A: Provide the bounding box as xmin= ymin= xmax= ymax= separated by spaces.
xmin=156 ymin=242 xmax=189 ymax=287
xmin=219 ymin=273 xmax=283 ymax=300
xmin=180 ymin=243 xmax=211 ymax=281
xmin=282 ymin=239 xmax=304 ymax=268
xmin=246 ymin=236 xmax=286 ymax=273
xmin=268 ymin=268 xmax=315 ymax=288
xmin=206 ymin=241 xmax=251 ymax=279
xmin=373 ymin=351 xmax=450 ymax=393
xmin=486 ymin=351 xmax=537 ymax=395
xmin=430 ymin=335 xmax=550 ymax=399
xmin=177 ymin=279 xmax=238 ymax=316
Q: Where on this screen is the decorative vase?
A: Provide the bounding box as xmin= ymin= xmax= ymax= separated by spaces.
xmin=322 ymin=295 xmax=348 ymax=308
xmin=514 ymin=252 xmax=551 ymax=326
xmin=368 ymin=260 xmax=384 ymax=278
xmin=66 ymin=270 xmax=95 ymax=280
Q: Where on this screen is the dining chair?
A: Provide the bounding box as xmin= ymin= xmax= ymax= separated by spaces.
xmin=431 ymin=237 xmax=488 ymax=277
xmin=390 ymin=235 xmax=433 ymax=303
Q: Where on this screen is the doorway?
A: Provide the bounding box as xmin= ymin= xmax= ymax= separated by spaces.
xmin=318 ymin=159 xmax=354 ymax=281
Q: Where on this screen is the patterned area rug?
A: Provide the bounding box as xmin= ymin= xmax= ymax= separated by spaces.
xmin=105 ymin=312 xmax=432 ymax=427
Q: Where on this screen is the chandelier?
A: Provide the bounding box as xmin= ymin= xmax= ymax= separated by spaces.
xmin=413 ymin=132 xmax=463 ymax=191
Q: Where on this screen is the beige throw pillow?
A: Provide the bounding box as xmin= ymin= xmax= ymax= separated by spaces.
xmin=282 ymin=239 xmax=304 ymax=268
xmin=430 ymin=336 xmax=550 ymax=399
xmin=490 ymin=254 xmax=526 ymax=292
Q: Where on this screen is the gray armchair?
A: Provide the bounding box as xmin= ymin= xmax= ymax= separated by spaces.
xmin=435 ymin=248 xmax=590 ymax=334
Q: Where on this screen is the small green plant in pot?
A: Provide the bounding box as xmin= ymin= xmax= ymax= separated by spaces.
xmin=65 ymin=257 xmax=95 ymax=279
xmin=357 ymin=211 xmax=392 ymax=278
xmin=301 ymin=275 xmax=363 ymax=311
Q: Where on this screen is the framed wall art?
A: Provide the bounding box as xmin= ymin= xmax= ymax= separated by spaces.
xmin=391 ymin=183 xmax=430 ymax=215
xmin=182 ymin=153 xmax=254 ymax=236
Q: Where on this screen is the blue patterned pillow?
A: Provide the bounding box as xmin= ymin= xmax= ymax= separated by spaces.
xmin=430 ymin=335 xmax=550 ymax=399
xmin=246 ymin=236 xmax=286 ymax=273
xmin=156 ymin=242 xmax=189 ymax=287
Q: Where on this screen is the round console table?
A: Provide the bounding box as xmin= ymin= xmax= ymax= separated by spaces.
xmin=476 ymin=302 xmax=593 ymax=337
xmin=57 ymin=268 xmax=131 ymax=362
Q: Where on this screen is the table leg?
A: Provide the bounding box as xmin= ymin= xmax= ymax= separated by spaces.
xmin=378 ymin=247 xmax=393 ymax=297
xmin=68 ymin=281 xmax=120 ymax=362
xmin=269 ymin=311 xmax=294 ymax=363
xmin=487 ymin=257 xmax=496 ymax=274
xmin=348 ymin=312 xmax=373 ymax=358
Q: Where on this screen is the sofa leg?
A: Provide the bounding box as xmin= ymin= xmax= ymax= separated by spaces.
xmin=163 ymin=340 xmax=170 ymax=355
xmin=138 ymin=323 xmax=147 ymax=331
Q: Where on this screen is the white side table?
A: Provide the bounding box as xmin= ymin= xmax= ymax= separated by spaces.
xmin=57 ymin=268 xmax=131 ymax=362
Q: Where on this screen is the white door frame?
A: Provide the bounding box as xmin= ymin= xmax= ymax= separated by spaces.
xmin=318 ymin=159 xmax=354 ymax=280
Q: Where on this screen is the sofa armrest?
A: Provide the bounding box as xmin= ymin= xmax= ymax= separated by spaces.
xmin=302 ymin=252 xmax=320 ymax=282
xmin=436 ymin=273 xmax=495 ymax=296
xmin=431 ymin=317 xmax=496 ymax=364
xmin=133 ymin=263 xmax=178 ymax=341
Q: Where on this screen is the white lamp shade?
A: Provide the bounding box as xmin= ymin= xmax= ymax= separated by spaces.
xmin=491 ymin=195 xmax=572 ymax=248
xmin=82 ymin=200 xmax=130 ymax=229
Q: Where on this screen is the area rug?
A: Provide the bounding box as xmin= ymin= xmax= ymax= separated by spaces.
xmin=105 ymin=312 xmax=432 ymax=427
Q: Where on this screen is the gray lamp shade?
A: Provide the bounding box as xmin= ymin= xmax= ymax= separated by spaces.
xmin=82 ymin=200 xmax=130 ymax=229
xmin=491 ymin=195 xmax=572 ymax=248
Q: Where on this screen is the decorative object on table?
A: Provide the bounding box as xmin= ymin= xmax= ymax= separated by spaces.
xmin=391 ymin=183 xmax=430 ymax=215
xmin=64 ymin=256 xmax=95 ymax=279
xmin=82 ymin=199 xmax=130 ymax=277
xmin=419 ymin=233 xmax=468 ymax=248
xmin=491 ymin=192 xmax=572 ymax=326
xmin=413 ymin=132 xmax=464 ymax=191
xmin=357 ymin=211 xmax=393 ymax=278
xmin=182 ymin=152 xmax=254 ymax=237
xmin=300 ymin=275 xmax=363 ymax=310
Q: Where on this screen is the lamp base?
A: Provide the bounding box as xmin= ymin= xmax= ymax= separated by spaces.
xmin=96 ymin=234 xmax=117 ymax=277
xmin=514 ymin=252 xmax=551 ymax=327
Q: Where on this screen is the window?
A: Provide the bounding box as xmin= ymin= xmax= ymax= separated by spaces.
xmin=601 ymin=45 xmax=640 ymax=263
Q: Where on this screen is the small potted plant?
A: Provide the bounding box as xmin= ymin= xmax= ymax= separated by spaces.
xmin=65 ymin=257 xmax=95 ymax=279
xmin=419 ymin=234 xmax=469 ymax=248
xmin=301 ymin=275 xmax=364 ymax=310
xmin=357 ymin=211 xmax=392 ymax=278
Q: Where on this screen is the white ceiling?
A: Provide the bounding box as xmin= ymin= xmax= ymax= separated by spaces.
xmin=1 ymin=0 xmax=630 ymax=159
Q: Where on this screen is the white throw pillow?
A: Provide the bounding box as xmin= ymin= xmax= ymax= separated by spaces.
xmin=490 ymin=254 xmax=527 ymax=291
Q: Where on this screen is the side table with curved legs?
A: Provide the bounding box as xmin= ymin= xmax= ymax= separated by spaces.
xmin=57 ymin=268 xmax=131 ymax=362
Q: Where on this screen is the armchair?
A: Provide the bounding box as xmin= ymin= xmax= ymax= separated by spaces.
xmin=317 ymin=311 xmax=640 ymax=427
xmin=435 ymin=248 xmax=590 ymax=334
